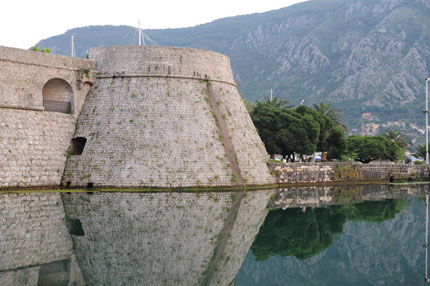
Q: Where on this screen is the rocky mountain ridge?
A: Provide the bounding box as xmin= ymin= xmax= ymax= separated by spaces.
xmin=36 ymin=0 xmax=430 ymax=135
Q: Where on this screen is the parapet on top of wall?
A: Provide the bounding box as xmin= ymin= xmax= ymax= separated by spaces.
xmin=90 ymin=46 xmax=235 ymax=84
xmin=0 ymin=45 xmax=95 ymax=112
xmin=0 ymin=45 xmax=93 ymax=71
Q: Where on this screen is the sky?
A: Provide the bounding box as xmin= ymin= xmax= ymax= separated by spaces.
xmin=1 ymin=0 xmax=306 ymax=49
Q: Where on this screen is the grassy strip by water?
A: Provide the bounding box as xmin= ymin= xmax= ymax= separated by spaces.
xmin=0 ymin=184 xmax=280 ymax=194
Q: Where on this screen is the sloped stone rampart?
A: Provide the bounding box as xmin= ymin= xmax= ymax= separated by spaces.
xmin=1 ymin=45 xmax=273 ymax=189
xmin=64 ymin=46 xmax=274 ymax=188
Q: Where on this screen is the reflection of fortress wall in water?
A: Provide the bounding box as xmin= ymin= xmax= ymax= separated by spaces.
xmin=0 ymin=193 xmax=84 ymax=286
xmin=0 ymin=45 xmax=273 ymax=189
xmin=269 ymin=183 xmax=430 ymax=209
xmin=62 ymin=190 xmax=274 ymax=285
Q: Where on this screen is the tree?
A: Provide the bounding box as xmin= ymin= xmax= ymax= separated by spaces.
xmin=313 ymin=102 xmax=347 ymax=132
xmin=345 ymin=135 xmax=402 ymax=163
xmin=242 ymin=97 xmax=256 ymax=114
xmin=414 ymin=144 xmax=429 ymax=159
xmin=296 ymin=105 xmax=333 ymax=157
xmin=264 ymin=96 xmax=295 ymax=108
xmin=326 ymin=127 xmax=346 ymax=160
xmin=251 ymin=103 xmax=320 ymax=161
xmin=30 ymin=45 xmax=51 ymax=53
xmin=382 ymin=129 xmax=411 ymax=149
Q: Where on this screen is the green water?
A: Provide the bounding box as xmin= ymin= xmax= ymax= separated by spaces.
xmin=236 ymin=198 xmax=427 ymax=286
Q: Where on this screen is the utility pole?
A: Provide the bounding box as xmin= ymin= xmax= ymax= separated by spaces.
xmin=361 ymin=107 xmax=366 ymax=136
xmin=138 ymin=20 xmax=145 ymax=46
xmin=138 ymin=20 xmax=142 ymax=46
xmin=426 ymin=77 xmax=429 ymax=165
xmin=270 ymin=89 xmax=272 ymax=101
xmin=426 ymin=194 xmax=429 ymax=282
xmin=71 ymin=35 xmax=75 ymax=58
xmin=390 ymin=104 xmax=393 ymax=131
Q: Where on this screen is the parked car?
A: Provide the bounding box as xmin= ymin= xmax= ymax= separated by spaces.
xmin=405 ymin=155 xmax=424 ymax=164
xmin=307 ymin=153 xmax=321 ymax=162
xmin=273 ymin=154 xmax=283 ymax=161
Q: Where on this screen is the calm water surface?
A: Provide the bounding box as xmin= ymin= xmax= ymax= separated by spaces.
xmin=1 ymin=183 xmax=429 ymax=285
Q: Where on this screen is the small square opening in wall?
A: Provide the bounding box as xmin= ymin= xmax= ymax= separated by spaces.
xmin=66 ymin=218 xmax=85 ymax=236
xmin=71 ymin=137 xmax=87 ymax=155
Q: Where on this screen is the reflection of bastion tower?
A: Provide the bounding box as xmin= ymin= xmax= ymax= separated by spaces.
xmin=64 ymin=46 xmax=274 ymax=188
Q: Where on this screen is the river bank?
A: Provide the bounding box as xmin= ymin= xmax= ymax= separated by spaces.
xmin=269 ymin=162 xmax=430 ymax=186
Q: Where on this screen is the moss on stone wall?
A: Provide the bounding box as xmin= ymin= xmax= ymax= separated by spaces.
xmin=333 ymin=163 xmax=363 ymax=181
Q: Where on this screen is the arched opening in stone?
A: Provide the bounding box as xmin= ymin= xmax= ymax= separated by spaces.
xmin=42 ymin=78 xmax=73 ymax=113
xmin=71 ymin=137 xmax=87 ymax=155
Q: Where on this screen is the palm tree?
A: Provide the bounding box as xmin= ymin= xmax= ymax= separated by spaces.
xmin=313 ymin=102 xmax=348 ymax=131
xmin=264 ymin=96 xmax=295 ymax=109
xmin=414 ymin=144 xmax=428 ymax=159
xmin=382 ymin=129 xmax=412 ymax=149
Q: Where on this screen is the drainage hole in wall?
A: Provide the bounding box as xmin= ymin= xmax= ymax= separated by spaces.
xmin=66 ymin=218 xmax=85 ymax=236
xmin=71 ymin=137 xmax=87 ymax=155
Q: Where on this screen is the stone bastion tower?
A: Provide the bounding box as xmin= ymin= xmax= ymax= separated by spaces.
xmin=64 ymin=46 xmax=274 ymax=188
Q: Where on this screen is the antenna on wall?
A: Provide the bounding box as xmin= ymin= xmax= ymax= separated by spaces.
xmin=138 ymin=20 xmax=145 ymax=46
xmin=71 ymin=35 xmax=75 ymax=58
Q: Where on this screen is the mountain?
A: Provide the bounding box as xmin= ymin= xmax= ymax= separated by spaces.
xmin=36 ymin=0 xmax=430 ymax=138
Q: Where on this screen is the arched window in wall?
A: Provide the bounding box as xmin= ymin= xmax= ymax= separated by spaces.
xmin=42 ymin=78 xmax=73 ymax=114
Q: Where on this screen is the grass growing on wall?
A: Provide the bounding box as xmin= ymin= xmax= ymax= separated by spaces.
xmin=333 ymin=163 xmax=362 ymax=180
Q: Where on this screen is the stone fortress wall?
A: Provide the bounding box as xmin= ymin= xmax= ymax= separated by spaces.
xmin=0 ymin=46 xmax=95 ymax=188
xmin=4 ymin=44 xmax=424 ymax=189
xmin=63 ymin=46 xmax=274 ymax=188
xmin=269 ymin=162 xmax=430 ymax=184
xmin=1 ymin=45 xmax=274 ymax=189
